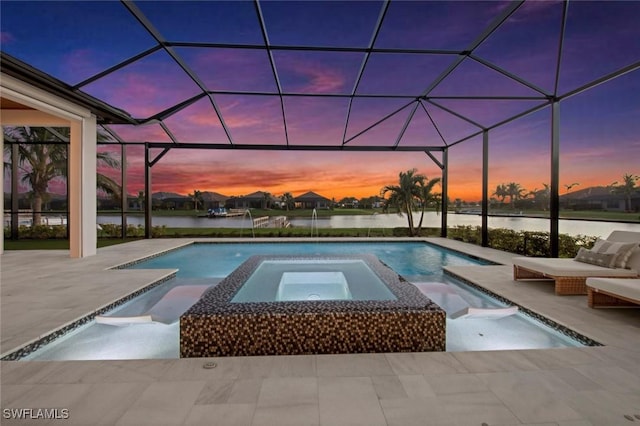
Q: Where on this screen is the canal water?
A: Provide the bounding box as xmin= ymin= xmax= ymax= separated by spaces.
xmin=97 ymin=212 xmax=639 ymax=239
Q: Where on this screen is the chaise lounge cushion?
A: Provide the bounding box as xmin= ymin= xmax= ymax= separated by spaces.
xmin=513 ymin=231 xmax=640 ymax=295
xmin=574 ymin=248 xmax=618 ymax=268
xmin=514 ymin=230 xmax=640 ymax=277
xmin=606 ymin=231 xmax=640 ymax=271
xmin=586 ymin=277 xmax=640 ymax=304
xmin=513 ymin=256 xmax=638 ymax=278
xmin=590 ymin=239 xmax=638 ymax=268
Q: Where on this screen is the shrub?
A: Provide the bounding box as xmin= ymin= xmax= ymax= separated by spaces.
xmin=13 ymin=224 xmax=68 ymax=239
xmin=447 ymin=225 xmax=599 ymax=258
xmin=392 ymin=227 xmax=410 ymax=237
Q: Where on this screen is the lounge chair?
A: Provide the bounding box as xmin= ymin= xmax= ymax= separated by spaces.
xmin=96 ymin=285 xmax=211 ymax=326
xmin=411 ymin=282 xmax=519 ymax=319
xmin=512 ymin=231 xmax=640 ymax=295
xmin=586 ymin=277 xmax=640 ymax=308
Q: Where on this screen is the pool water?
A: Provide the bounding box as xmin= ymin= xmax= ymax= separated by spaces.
xmin=127 ymin=242 xmax=486 ymax=279
xmin=23 ymin=242 xmax=585 ymax=360
xmin=232 ymin=258 xmax=396 ymax=303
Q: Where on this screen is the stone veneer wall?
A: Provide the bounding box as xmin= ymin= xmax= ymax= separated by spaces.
xmin=181 ymin=254 xmax=446 ymax=357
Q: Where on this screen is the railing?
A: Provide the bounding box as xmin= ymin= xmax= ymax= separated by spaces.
xmin=4 ymin=211 xmax=68 ymax=227
xmin=271 ymin=216 xmax=290 ymax=228
xmin=251 ymin=216 xmax=290 ymax=229
xmin=252 ymin=216 xmax=270 ymax=228
xmin=226 ymin=209 xmax=245 ymax=217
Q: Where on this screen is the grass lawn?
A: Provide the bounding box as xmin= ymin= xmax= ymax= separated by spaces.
xmin=559 ymin=210 xmax=640 ymax=222
xmin=98 ymin=208 xmax=390 ymax=218
xmin=252 ymin=208 xmax=387 ymax=217
xmin=4 ymin=238 xmax=142 ymax=250
xmin=99 ymin=208 xmax=639 ymax=222
xmin=157 ymin=227 xmax=424 ymax=238
xmin=3 ymin=227 xmax=442 ymax=250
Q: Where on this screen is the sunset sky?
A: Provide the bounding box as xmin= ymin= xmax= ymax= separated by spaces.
xmin=2 ymin=1 xmax=639 ymax=201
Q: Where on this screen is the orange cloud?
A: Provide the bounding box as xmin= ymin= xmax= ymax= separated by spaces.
xmin=120 ymin=151 xmax=444 ymax=200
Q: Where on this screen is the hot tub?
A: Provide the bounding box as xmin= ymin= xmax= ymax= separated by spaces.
xmin=276 ymin=271 xmax=351 ymax=301
xmin=180 ymin=254 xmax=446 ymax=357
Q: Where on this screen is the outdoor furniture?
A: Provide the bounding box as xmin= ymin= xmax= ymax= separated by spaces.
xmin=586 ymin=277 xmax=640 ymax=308
xmin=512 ymin=231 xmax=640 ymax=295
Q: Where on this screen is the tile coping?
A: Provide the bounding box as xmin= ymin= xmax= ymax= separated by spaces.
xmin=1 ymin=271 xmax=177 ymax=361
xmin=442 ymin=269 xmax=602 ymax=347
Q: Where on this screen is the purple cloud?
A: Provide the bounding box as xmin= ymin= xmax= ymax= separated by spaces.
xmin=1 ymin=32 xmax=15 ymax=43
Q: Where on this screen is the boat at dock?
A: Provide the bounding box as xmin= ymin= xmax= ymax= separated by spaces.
xmin=207 ymin=208 xmax=247 ymax=218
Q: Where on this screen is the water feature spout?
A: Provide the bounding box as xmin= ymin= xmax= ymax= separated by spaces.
xmin=241 ymin=209 xmax=255 ymax=238
xmin=311 ymin=208 xmax=318 ymax=239
xmin=367 ymin=212 xmax=383 ymax=237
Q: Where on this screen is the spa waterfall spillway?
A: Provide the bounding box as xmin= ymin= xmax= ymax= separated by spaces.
xmin=180 ymin=254 xmax=446 ymax=357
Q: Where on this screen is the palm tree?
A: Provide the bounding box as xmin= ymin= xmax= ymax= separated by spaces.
xmin=433 ymin=193 xmax=443 ymax=215
xmin=381 ymin=168 xmax=425 ymax=236
xmin=280 ymin=192 xmax=294 ymax=211
xmin=188 ymin=190 xmax=203 ymax=211
xmin=3 ymin=126 xmax=121 ymax=225
xmin=16 ymin=142 xmax=66 ymax=225
xmin=137 ymin=191 xmax=145 ymax=211
xmin=492 ymin=184 xmax=508 ymax=204
xmin=530 ymin=183 xmax=550 ymax=211
xmin=262 ymin=191 xmax=272 ymax=209
xmin=610 ymin=173 xmax=639 ymax=212
xmin=415 ymin=177 xmax=442 ymax=233
xmin=506 ymin=182 xmax=525 ymax=209
xmin=96 ymin=150 xmax=122 ymax=205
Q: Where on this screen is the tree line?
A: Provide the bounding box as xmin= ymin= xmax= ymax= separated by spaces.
xmin=4 ymin=125 xmax=636 ymax=231
xmin=491 ymin=175 xmax=639 ymax=212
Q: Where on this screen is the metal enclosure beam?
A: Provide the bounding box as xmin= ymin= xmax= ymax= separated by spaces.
xmin=553 ymin=0 xmax=569 ymax=96
xmin=441 ymin=149 xmax=448 ymax=237
xmin=11 ymin=144 xmax=19 ymax=239
xmin=121 ymin=143 xmax=128 ymax=239
xmin=121 ymin=1 xmax=234 ymax=145
xmin=550 ymin=102 xmax=560 ymax=257
xmin=144 ymin=143 xmax=152 ymax=238
xmin=66 ymin=144 xmax=70 ymax=240
xmin=254 ymin=0 xmax=290 ymax=147
xmin=146 ymin=141 xmax=445 ymax=152
xmin=482 ymin=131 xmax=489 ymax=247
xmin=342 ymin=1 xmax=390 ymax=145
xmin=425 ymin=151 xmax=443 ymax=170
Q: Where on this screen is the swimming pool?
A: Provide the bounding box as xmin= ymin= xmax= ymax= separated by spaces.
xmin=182 ymin=253 xmax=445 ymax=356
xmin=128 ymin=241 xmax=488 ymax=278
xmin=21 ymin=241 xmax=591 ymax=360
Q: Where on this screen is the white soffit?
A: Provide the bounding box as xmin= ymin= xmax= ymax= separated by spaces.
xmin=0 ymin=73 xmax=92 ymax=124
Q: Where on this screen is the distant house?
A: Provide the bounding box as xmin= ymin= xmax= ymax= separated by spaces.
xmin=153 ymin=192 xmax=189 ymax=210
xmin=294 ymin=191 xmax=332 ymax=209
xmin=339 ymin=197 xmax=358 ymax=208
xmin=226 ymin=191 xmax=277 ymax=209
xmin=201 ymin=191 xmax=228 ymax=210
xmin=130 ymin=191 xmax=230 ymax=211
xmin=560 ymin=186 xmax=640 ymax=212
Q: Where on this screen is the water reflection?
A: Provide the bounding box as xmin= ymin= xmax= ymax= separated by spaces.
xmin=96 ymin=212 xmax=639 ymax=238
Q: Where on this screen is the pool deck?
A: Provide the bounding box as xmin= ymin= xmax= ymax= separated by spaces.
xmin=1 ymin=237 xmax=639 ymax=425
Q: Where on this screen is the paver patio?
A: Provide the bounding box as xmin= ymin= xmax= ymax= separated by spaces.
xmin=2 ymin=238 xmax=639 ymax=425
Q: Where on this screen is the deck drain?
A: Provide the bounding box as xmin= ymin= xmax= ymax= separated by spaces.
xmin=202 ymin=362 xmax=217 ymax=369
